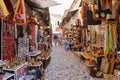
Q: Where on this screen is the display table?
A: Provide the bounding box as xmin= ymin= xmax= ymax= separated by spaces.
xmin=0 ymin=73 xmax=14 ymax=80
xmin=28 ymin=62 xmax=43 ymax=70
xmin=4 ymin=62 xmax=28 ymax=80
xmin=28 ymin=51 xmax=42 ymax=56
xmin=27 ymin=51 xmax=42 ymax=61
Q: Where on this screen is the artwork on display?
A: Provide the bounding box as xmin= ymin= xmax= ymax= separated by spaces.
xmin=29 ymin=23 xmax=37 ymax=52
xmin=2 ymin=19 xmax=15 ymax=60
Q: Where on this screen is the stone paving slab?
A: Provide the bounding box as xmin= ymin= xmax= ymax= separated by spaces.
xmin=45 ymin=46 xmax=103 ymax=80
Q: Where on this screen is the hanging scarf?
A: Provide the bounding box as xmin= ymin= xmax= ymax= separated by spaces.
xmin=109 ymin=23 xmax=112 ymax=55
xmin=14 ymin=0 xmax=26 ymax=25
xmin=0 ymin=0 xmax=9 ymax=18
xmin=105 ymin=22 xmax=113 ymax=59
xmin=111 ymin=23 xmax=117 ymax=49
xmin=105 ymin=23 xmax=110 ymax=57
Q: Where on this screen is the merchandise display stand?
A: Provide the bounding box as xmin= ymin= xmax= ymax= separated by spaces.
xmin=4 ymin=62 xmax=28 ymax=80
xmin=28 ymin=50 xmax=42 ymax=60
xmin=0 ymin=73 xmax=14 ymax=80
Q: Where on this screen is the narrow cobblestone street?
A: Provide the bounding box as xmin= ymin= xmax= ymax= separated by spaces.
xmin=45 ymin=45 xmax=102 ymax=80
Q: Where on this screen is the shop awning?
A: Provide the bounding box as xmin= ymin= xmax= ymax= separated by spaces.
xmin=60 ymin=9 xmax=78 ymax=27
xmin=64 ymin=9 xmax=78 ymax=22
xmin=29 ymin=0 xmax=60 ymax=8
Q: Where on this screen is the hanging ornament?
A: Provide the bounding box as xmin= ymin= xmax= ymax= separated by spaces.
xmin=14 ymin=0 xmax=26 ymax=25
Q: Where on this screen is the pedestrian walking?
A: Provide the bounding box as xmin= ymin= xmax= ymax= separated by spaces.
xmin=54 ymin=34 xmax=58 ymax=46
xmin=64 ymin=34 xmax=70 ymax=50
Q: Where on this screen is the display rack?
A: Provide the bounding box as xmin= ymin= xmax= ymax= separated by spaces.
xmin=27 ymin=51 xmax=42 ymax=62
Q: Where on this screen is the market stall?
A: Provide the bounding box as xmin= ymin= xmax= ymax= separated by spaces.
xmin=0 ymin=0 xmax=51 ymax=80
xmin=74 ymin=0 xmax=120 ymax=79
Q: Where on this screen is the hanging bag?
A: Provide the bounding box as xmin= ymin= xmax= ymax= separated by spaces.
xmin=87 ymin=9 xmax=101 ymax=25
xmin=14 ymin=0 xmax=26 ymax=25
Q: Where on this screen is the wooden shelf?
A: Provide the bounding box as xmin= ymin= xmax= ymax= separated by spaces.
xmin=91 ymin=44 xmax=104 ymax=47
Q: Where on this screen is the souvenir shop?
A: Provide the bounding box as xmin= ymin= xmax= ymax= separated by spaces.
xmin=0 ymin=0 xmax=51 ymax=80
xmin=62 ymin=0 xmax=120 ymax=79
xmin=79 ymin=0 xmax=120 ymax=79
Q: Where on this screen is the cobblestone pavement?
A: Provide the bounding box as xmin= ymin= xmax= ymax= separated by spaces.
xmin=45 ymin=46 xmax=103 ymax=80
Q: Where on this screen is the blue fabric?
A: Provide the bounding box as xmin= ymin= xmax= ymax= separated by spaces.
xmin=36 ymin=69 xmax=42 ymax=79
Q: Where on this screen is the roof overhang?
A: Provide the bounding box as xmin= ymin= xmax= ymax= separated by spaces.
xmin=60 ymin=9 xmax=78 ymax=27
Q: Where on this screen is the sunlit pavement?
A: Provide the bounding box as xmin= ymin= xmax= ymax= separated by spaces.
xmin=45 ymin=45 xmax=103 ymax=80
